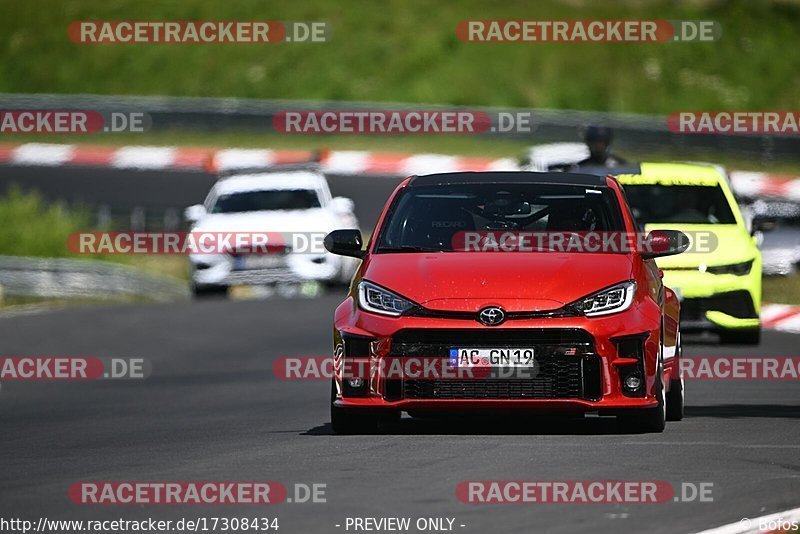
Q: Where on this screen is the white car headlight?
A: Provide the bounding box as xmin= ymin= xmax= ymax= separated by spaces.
xmin=573 ymin=281 xmax=637 ymax=317
xmin=358 ymin=281 xmax=416 ymax=316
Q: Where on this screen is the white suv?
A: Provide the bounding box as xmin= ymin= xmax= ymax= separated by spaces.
xmin=185 ymin=165 xmax=360 ymax=297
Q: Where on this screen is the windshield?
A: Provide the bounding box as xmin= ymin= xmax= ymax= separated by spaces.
xmin=377 ymin=183 xmax=625 ymax=253
xmin=623 ymin=184 xmax=736 ymax=225
xmin=210 ymin=189 xmax=321 ymax=213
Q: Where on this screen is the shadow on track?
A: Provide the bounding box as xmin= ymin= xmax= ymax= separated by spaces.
xmin=686 ymin=404 xmax=800 ymax=419
xmin=305 ymin=415 xmax=663 ymax=436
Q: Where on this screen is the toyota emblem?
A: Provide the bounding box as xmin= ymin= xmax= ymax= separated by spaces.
xmin=478 ymin=306 xmax=506 ymax=326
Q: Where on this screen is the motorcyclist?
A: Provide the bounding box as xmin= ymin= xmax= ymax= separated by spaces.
xmin=575 ymin=125 xmax=627 ymax=167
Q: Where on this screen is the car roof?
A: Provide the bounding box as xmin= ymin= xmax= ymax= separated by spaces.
xmin=614 ymin=162 xmax=725 ymax=186
xmin=213 ymin=170 xmax=326 ymax=194
xmin=408 ymin=171 xmax=608 ymax=187
xmin=573 ymin=163 xmax=643 ymax=176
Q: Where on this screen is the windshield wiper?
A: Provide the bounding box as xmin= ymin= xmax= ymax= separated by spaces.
xmin=376 ymin=245 xmax=443 ymax=253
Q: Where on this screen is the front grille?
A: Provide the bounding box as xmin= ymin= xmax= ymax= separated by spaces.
xmin=388 ymin=329 xmax=600 ymax=401
xmin=404 ymin=307 xmax=579 ymax=321
xmin=390 ymin=328 xmax=593 ymax=356
xmin=223 ymin=268 xmax=297 ymax=284
xmin=681 ymin=290 xmax=757 ymax=322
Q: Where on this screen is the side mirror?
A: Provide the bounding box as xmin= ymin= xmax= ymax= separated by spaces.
xmin=324 ymin=229 xmax=364 ymax=259
xmin=329 ymin=196 xmax=355 ymax=215
xmin=640 ymin=230 xmax=690 ymax=260
xmin=184 ymin=204 xmax=206 ymax=223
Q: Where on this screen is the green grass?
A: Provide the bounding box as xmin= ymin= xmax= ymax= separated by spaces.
xmin=0 ymin=186 xmax=91 ymax=257
xmin=0 ymin=186 xmax=189 ymax=281
xmin=2 ymin=0 xmax=800 ymax=114
xmin=763 ymin=274 xmax=800 ymax=306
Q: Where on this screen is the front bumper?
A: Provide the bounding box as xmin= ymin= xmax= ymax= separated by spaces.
xmin=191 ymin=252 xmax=343 ymax=286
xmin=661 ymin=268 xmax=761 ymax=331
xmin=333 ymin=299 xmax=667 ymax=413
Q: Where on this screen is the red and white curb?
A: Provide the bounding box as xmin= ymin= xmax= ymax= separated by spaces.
xmin=728 ymin=170 xmax=800 ymax=203
xmin=0 ymin=142 xmax=517 ymax=176
xmin=694 ymin=505 xmax=800 ymax=534
xmin=1 ymin=142 xmax=799 ymax=201
xmin=761 ymin=303 xmax=800 ymax=334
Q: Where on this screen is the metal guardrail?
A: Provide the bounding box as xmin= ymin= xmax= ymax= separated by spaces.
xmin=0 ymin=256 xmax=188 ymax=300
xmin=1 ymin=93 xmax=799 ymax=163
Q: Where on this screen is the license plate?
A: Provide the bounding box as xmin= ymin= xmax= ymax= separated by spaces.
xmin=450 ymin=348 xmax=536 ymax=368
xmin=234 ymin=255 xmax=283 ymax=270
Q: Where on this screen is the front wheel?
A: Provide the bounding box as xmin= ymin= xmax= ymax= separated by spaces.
xmin=719 ymin=327 xmax=761 ymax=346
xmin=191 ymin=283 xmax=228 ymax=299
xmin=619 ymin=358 xmax=666 ymax=433
xmin=666 ymin=377 xmax=684 ymax=421
xmin=666 ymin=333 xmax=685 ymax=421
xmin=330 ymin=380 xmax=380 ymax=434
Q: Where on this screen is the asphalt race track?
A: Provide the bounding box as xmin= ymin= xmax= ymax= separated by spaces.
xmin=1 ymin=293 xmax=799 ymax=534
xmin=0 ymin=165 xmax=404 ymax=230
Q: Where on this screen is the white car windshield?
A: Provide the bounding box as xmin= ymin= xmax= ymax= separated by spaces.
xmin=210 ymin=189 xmax=321 ymax=213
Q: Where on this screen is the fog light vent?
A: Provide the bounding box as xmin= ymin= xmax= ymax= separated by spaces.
xmin=624 ymin=373 xmax=643 ymax=392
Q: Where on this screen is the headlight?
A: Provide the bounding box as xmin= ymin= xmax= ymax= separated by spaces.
xmin=358 ymin=281 xmax=416 ymax=316
xmin=572 ymin=281 xmax=637 ymax=317
xmin=706 ymin=260 xmax=753 ymax=276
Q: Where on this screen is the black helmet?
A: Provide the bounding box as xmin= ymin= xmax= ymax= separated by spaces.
xmin=584 ymin=125 xmax=613 ymax=143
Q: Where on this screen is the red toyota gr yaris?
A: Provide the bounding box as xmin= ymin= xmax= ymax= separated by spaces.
xmin=325 ymin=172 xmax=687 ymax=434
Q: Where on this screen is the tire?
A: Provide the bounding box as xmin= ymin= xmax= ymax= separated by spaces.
xmin=330 ymin=380 xmax=380 ymax=434
xmin=666 ymin=333 xmax=684 ymax=422
xmin=719 ymin=327 xmax=761 ymax=346
xmin=666 ymin=377 xmax=684 ymax=421
xmin=191 ymin=284 xmax=228 ymax=299
xmin=619 ymin=350 xmax=666 ymax=433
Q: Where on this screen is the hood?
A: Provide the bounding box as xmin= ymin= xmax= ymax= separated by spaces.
xmin=362 ymin=252 xmax=633 ymax=312
xmin=192 ymin=208 xmax=338 ymax=233
xmin=645 ymin=224 xmax=758 ymax=268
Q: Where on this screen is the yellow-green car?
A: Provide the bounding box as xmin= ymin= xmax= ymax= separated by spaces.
xmin=615 ymin=162 xmax=762 ymax=344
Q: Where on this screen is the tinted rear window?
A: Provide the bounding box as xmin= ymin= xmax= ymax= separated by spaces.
xmin=622 ymin=184 xmax=736 ymax=225
xmin=210 ymin=189 xmax=320 ymax=213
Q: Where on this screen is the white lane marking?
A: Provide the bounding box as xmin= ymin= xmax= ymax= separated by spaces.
xmin=12 ymin=143 xmax=75 ymax=166
xmin=693 ymin=505 xmax=800 ymax=534
xmin=729 ymin=171 xmax=769 ymax=198
xmin=111 ymin=146 xmax=177 ymax=169
xmin=214 ymin=148 xmax=275 ymax=171
xmin=323 ymin=150 xmax=370 ymax=174
xmin=486 ymin=157 xmax=520 ymax=171
xmin=761 ymin=303 xmax=800 ymax=334
xmin=401 ymin=154 xmax=460 ymax=175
